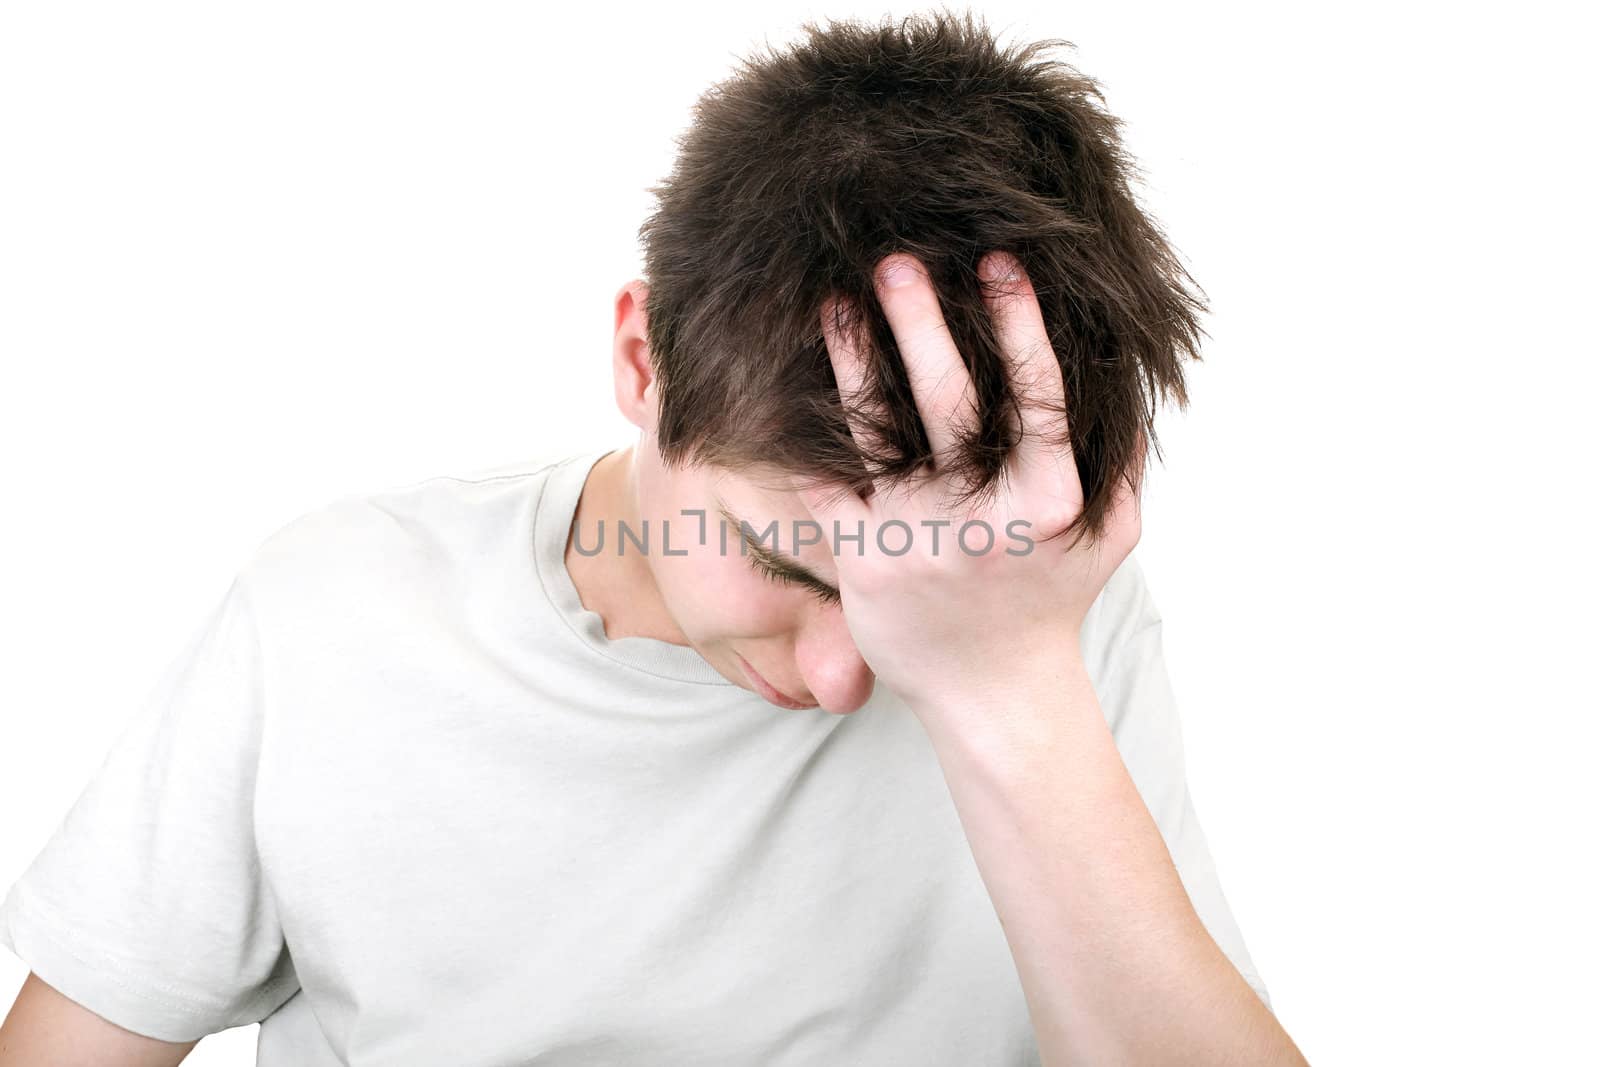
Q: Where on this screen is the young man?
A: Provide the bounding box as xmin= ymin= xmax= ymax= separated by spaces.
xmin=0 ymin=12 xmax=1306 ymax=1066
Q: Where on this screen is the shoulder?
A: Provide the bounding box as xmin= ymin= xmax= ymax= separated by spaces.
xmin=235 ymin=453 xmax=573 ymax=613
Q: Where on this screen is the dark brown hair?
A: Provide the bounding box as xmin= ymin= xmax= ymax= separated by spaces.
xmin=638 ymin=8 xmax=1206 ymax=546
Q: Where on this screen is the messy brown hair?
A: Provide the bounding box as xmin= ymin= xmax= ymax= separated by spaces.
xmin=637 ymin=8 xmax=1206 ymax=546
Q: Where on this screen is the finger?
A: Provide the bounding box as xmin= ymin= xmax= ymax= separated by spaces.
xmin=979 ymin=251 xmax=1071 ymax=476
xmin=1103 ymin=431 xmax=1148 ymax=545
xmin=821 ymin=293 xmax=895 ymax=498
xmin=874 ymin=254 xmax=978 ymax=472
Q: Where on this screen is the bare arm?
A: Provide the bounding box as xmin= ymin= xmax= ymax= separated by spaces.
xmin=918 ymin=665 xmax=1306 ymax=1065
xmin=806 ymin=253 xmax=1307 ymax=1062
xmin=0 ymin=973 xmax=198 ymax=1067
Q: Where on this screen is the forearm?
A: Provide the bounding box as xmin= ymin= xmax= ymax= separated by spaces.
xmin=914 ymin=653 xmax=1307 ymax=1067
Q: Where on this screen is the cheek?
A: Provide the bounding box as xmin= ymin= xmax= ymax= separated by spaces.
xmin=655 ymin=550 xmax=795 ymax=635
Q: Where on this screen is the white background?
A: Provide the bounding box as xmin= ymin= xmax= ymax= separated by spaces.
xmin=2 ymin=2 xmax=1595 ymax=1063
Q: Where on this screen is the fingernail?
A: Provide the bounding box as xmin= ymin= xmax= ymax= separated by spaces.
xmin=982 ymin=253 xmax=1017 ymax=283
xmin=881 ymin=259 xmax=917 ymax=288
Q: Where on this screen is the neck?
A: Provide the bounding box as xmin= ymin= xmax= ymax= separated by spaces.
xmin=565 ymin=445 xmax=690 ymax=646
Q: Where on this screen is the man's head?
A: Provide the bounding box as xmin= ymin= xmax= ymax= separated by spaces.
xmin=600 ymin=11 xmax=1205 ymax=714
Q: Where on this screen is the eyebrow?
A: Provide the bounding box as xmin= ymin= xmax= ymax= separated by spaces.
xmin=715 ymin=497 xmax=841 ymax=601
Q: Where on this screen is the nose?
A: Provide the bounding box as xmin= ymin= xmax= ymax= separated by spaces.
xmin=791 ymin=605 xmax=876 ymax=715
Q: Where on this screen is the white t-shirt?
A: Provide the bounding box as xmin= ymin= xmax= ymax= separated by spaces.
xmin=0 ymin=447 xmax=1271 ymax=1065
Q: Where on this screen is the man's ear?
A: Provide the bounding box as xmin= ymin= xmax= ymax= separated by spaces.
xmin=613 ymin=279 xmax=657 ymax=430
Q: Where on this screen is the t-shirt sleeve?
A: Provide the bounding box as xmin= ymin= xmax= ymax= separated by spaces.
xmin=1085 ymin=553 xmax=1275 ymax=1012
xmin=0 ymin=571 xmax=299 ymax=1042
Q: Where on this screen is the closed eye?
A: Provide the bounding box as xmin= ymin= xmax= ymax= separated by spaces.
xmin=718 ymin=497 xmax=843 ymax=606
xmin=748 ymin=555 xmax=842 ymax=606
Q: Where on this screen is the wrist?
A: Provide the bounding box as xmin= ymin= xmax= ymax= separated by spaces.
xmin=905 ymin=638 xmax=1095 ymax=733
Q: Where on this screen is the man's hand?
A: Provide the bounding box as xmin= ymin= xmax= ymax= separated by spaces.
xmin=801 ymin=251 xmax=1307 ymax=1066
xmin=799 ymin=250 xmax=1141 ymax=726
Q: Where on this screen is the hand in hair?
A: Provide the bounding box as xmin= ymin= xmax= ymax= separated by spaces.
xmin=798 ymin=249 xmax=1144 ymax=728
